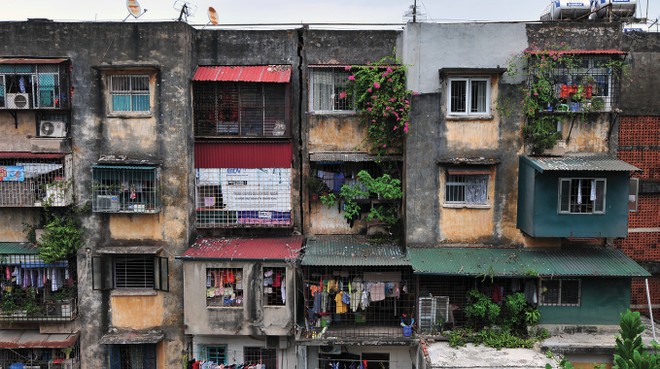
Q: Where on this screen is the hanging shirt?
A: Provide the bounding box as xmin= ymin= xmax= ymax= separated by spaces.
xmin=335 ymin=292 xmax=348 ymax=314
xmin=369 ymin=282 xmax=386 ymax=302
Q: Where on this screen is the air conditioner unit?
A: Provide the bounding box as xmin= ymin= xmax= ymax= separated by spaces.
xmin=96 ymin=194 xmax=120 ymax=212
xmin=40 ymin=120 xmax=67 ymax=138
xmin=418 ymin=296 xmax=450 ymax=333
xmin=319 ymin=345 xmax=341 ymax=355
xmin=6 ymin=93 xmax=31 ymax=109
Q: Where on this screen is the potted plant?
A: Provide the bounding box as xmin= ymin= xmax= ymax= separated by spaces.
xmin=305 ymin=176 xmax=330 ymax=201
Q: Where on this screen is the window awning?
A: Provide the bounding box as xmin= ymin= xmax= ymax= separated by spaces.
xmin=0 ymin=152 xmax=65 ymax=159
xmin=0 ymin=58 xmax=68 ymax=65
xmin=525 ymin=49 xmax=626 ymax=56
xmin=302 ymin=235 xmax=409 ymax=267
xmin=0 ymin=242 xmax=38 ymax=255
xmin=100 ymin=330 xmax=164 ymax=345
xmin=193 ymin=65 xmax=292 ymax=83
xmin=309 ymin=152 xmax=402 ymax=162
xmin=194 ymin=142 xmax=292 ymax=168
xmin=179 ymin=236 xmax=303 ymax=261
xmin=522 ymin=155 xmax=641 ymax=173
xmin=97 ymin=245 xmax=163 ymax=255
xmin=408 ymin=246 xmax=650 ymax=277
xmin=0 ymin=330 xmax=79 ymax=349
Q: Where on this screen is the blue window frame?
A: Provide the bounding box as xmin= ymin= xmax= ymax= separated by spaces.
xmin=110 ymin=75 xmax=150 ymax=113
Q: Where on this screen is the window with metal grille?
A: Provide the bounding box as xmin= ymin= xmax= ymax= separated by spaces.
xmin=309 ymin=67 xmax=354 ymax=112
xmin=541 ymin=279 xmax=580 ymax=306
xmin=206 ymin=268 xmax=243 ymax=307
xmin=0 ymin=155 xmax=72 ymax=207
xmin=195 ymin=168 xmax=292 ymax=228
xmin=108 ymin=344 xmax=157 ymax=369
xmin=558 ymin=178 xmax=606 ymax=214
xmin=244 ymin=347 xmax=276 ymax=369
xmin=263 ymin=267 xmax=286 ymax=306
xmin=92 ymin=254 xmax=168 ymax=291
xmin=193 ymin=82 xmax=288 ymax=137
xmin=447 ymin=77 xmax=490 ymax=115
xmin=92 ymin=165 xmax=160 ymax=213
xmin=445 ymin=171 xmax=489 ymax=205
xmin=110 ymin=75 xmax=150 ymax=113
xmin=206 ymin=346 xmax=227 ymax=365
xmin=0 ymin=61 xmax=71 ymax=110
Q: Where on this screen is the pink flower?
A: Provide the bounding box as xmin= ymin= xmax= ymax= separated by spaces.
xmin=344 ymin=65 xmax=352 ymax=71
xmin=393 ymin=125 xmax=398 ymax=131
xmin=367 ymin=107 xmax=372 ymax=112
xmin=373 ymin=82 xmax=381 ymax=89
xmin=382 ymin=144 xmax=387 ymax=148
xmin=403 ymin=122 xmax=409 ymax=133
xmin=348 ymin=75 xmax=355 ymax=81
xmin=382 ymin=72 xmax=388 ymax=78
xmin=367 ymin=88 xmax=372 ymax=93
xmin=387 ymin=78 xmax=393 ymax=83
xmin=339 ymin=91 xmax=347 ymax=99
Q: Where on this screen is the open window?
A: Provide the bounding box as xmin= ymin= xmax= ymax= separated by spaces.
xmin=558 ymin=178 xmax=606 ymax=214
xmin=205 ymin=268 xmax=243 ymax=307
xmin=0 ymin=153 xmax=72 ymax=207
xmin=92 ymin=254 xmax=168 ymax=291
xmin=0 ymin=58 xmax=71 ymax=110
xmin=92 ymin=164 xmax=160 ymax=213
xmin=309 ymin=66 xmax=355 ymax=113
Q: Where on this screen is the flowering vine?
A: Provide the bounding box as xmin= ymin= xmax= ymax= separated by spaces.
xmin=344 ymin=55 xmax=412 ymax=156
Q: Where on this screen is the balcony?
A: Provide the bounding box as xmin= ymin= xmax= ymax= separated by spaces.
xmin=0 ymin=153 xmax=72 ymax=207
xmin=0 ymin=297 xmax=77 ymax=322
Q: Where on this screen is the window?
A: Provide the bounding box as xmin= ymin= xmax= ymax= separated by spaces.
xmin=0 ymin=61 xmax=71 ymax=110
xmin=193 ymin=82 xmax=288 ymax=137
xmin=0 ymin=154 xmax=72 ymax=207
xmin=109 ymin=75 xmax=150 ymax=113
xmin=244 ymin=347 xmax=276 ymax=369
xmin=92 ymin=254 xmax=169 ymax=291
xmin=108 ymin=344 xmax=157 ymax=369
xmin=445 ymin=170 xmax=489 ymax=205
xmin=558 ymin=178 xmax=606 ymax=214
xmin=447 ymin=77 xmax=490 ymax=115
xmin=92 ymin=165 xmax=160 ymax=213
xmin=629 ymin=178 xmax=639 ymax=212
xmin=309 ymin=68 xmax=354 ymax=112
xmin=541 ymin=279 xmax=580 ymax=306
xmin=263 ymin=267 xmax=286 ymax=306
xmin=206 ymin=346 xmax=227 ymax=365
xmin=206 ymin=268 xmax=243 ymax=307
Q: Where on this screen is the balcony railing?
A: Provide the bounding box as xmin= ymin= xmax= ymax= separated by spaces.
xmin=0 ymin=297 xmax=77 ymax=322
xmin=0 ymin=154 xmax=73 ymax=207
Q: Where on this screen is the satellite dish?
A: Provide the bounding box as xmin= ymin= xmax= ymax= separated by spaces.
xmin=124 ymin=0 xmax=147 ymax=21
xmin=174 ymin=0 xmax=197 ymax=22
xmin=208 ymin=7 xmax=219 ymax=25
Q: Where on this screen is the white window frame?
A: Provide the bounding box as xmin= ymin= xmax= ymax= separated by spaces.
xmin=558 ymin=177 xmax=606 ymax=214
xmin=309 ymin=67 xmax=355 ymax=113
xmin=540 ymin=279 xmax=581 ymax=307
xmin=447 ymin=77 xmax=491 ymax=116
xmin=108 ymin=74 xmax=152 ymax=114
xmin=629 ymin=178 xmax=639 ymax=212
xmin=444 ymin=169 xmax=490 ymax=207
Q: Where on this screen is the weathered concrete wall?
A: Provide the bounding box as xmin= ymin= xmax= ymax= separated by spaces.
xmin=402 ymin=22 xmax=528 ymax=247
xmin=193 ymin=335 xmax=297 ymax=368
xmin=308 ymin=114 xmax=369 ymax=152
xmin=183 ymin=260 xmax=295 ymax=337
xmin=621 ymin=31 xmax=660 ymax=115
xmin=0 ymin=20 xmax=195 ymax=369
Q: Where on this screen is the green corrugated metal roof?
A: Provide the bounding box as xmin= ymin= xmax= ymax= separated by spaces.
xmin=523 ymin=156 xmax=640 ymax=173
xmin=93 ymin=165 xmax=157 ymax=170
xmin=0 ymin=242 xmax=38 ymax=255
xmin=302 ymin=235 xmax=408 ymax=266
xmin=408 ymin=247 xmax=650 ymax=277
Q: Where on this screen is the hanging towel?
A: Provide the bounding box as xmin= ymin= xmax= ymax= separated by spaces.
xmin=369 ymin=282 xmax=386 ymax=301
xmin=590 ymin=179 xmax=597 ymax=201
xmin=577 ymin=179 xmax=583 ymax=204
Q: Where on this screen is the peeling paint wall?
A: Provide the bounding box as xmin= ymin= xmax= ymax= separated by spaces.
xmin=308 ymin=115 xmax=368 ymax=152
xmin=110 ymin=293 xmax=164 ymax=329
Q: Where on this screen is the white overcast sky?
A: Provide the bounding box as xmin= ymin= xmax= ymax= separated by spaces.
xmin=0 ymin=0 xmax=657 ymax=25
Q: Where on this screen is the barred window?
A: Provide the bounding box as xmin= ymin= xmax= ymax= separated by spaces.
xmin=541 ymin=279 xmax=580 ymax=306
xmin=309 ymin=68 xmax=354 ymax=112
xmin=206 ymin=346 xmax=227 ymax=364
xmin=92 ymin=165 xmax=160 ymax=213
xmin=206 ymin=268 xmax=243 ymax=307
xmin=92 ymin=254 xmax=168 ymax=291
xmin=108 ymin=344 xmax=157 ymax=369
xmin=110 ymin=75 xmax=150 ymax=113
xmin=558 ymin=178 xmax=606 ymax=214
xmin=445 ymin=170 xmax=489 ymax=205
xmin=0 ymin=61 xmax=71 ymax=110
xmin=448 ymin=77 xmax=490 ymax=115
xmin=263 ymin=267 xmax=286 ymax=306
xmin=244 ymin=347 xmax=276 ymax=369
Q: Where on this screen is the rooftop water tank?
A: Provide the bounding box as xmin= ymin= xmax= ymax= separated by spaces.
xmin=541 ymin=0 xmax=591 ymax=20
xmin=592 ymin=0 xmax=637 ymax=19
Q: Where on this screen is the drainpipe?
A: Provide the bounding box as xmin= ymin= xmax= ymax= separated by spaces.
xmin=645 ymin=278 xmax=656 ymax=341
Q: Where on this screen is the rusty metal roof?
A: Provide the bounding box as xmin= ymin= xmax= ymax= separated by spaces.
xmin=180 ymin=236 xmax=303 ymax=261
xmin=302 ymin=235 xmax=408 ymax=266
xmin=99 ymin=330 xmax=163 ymax=345
xmin=408 ymin=246 xmax=650 ymax=277
xmin=193 ymin=65 xmax=292 ymax=83
xmin=0 ymin=330 xmax=79 ymax=349
xmin=523 ymin=155 xmax=641 ymax=173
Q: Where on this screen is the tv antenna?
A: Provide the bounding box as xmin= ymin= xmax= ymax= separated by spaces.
xmin=123 ymin=0 xmax=147 ymax=21
xmin=174 ymin=0 xmax=197 ymax=22
xmin=208 ymin=6 xmax=219 ymax=26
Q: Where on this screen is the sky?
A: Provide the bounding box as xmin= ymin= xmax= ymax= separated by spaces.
xmin=0 ymin=0 xmax=657 ymax=26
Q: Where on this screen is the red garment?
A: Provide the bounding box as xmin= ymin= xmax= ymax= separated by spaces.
xmin=192 ymin=360 xmax=201 ymax=369
xmin=273 ymin=271 xmax=281 ymax=287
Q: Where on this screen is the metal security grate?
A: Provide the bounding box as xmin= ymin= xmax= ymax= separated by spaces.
xmin=193 ymin=82 xmax=288 ymax=137
xmin=110 ymin=75 xmax=150 ymax=112
xmin=206 ymin=268 xmax=243 ymax=307
xmin=92 ymin=166 xmax=160 ymax=213
xmin=0 ymin=340 xmax=80 ymax=368
xmin=309 ymin=68 xmax=355 ymax=112
xmin=263 ymin=267 xmax=286 ymax=306
xmin=0 ymin=155 xmax=72 ymax=207
xmin=244 ymin=347 xmax=276 ymax=369
xmin=0 ymin=62 xmax=72 ymax=110
xmin=114 ymin=255 xmax=154 ymax=289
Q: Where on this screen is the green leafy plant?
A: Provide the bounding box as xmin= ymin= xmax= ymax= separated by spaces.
xmin=346 ymin=54 xmax=412 ymax=156
xmin=464 ymin=289 xmax=501 ymax=330
xmin=613 ymin=310 xmax=660 ymax=369
xmin=319 ymin=192 xmax=337 ymax=207
xmin=305 ymin=176 xmax=330 ymax=196
xmin=336 ymin=170 xmax=402 ymax=226
xmin=37 ymin=216 xmax=83 ymax=263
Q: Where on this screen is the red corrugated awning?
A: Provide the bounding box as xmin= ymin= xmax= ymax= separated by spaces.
xmin=181 ymin=236 xmax=303 ymax=261
xmin=193 ymin=65 xmax=292 ymax=83
xmin=0 ymin=152 xmax=65 ymax=159
xmin=194 ymin=142 xmax=292 ymax=168
xmin=526 ymin=49 xmax=626 ymax=55
xmin=0 ymin=58 xmax=68 ymax=64
xmin=0 ymin=330 xmax=79 ymax=349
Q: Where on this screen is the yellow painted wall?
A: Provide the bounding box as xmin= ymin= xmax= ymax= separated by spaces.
xmin=308 ymin=115 xmax=368 ymax=152
xmin=110 ymin=293 xmax=164 ymax=329
xmin=560 ymin=115 xmax=610 ymax=153
xmin=109 ymin=214 xmax=163 ymax=240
